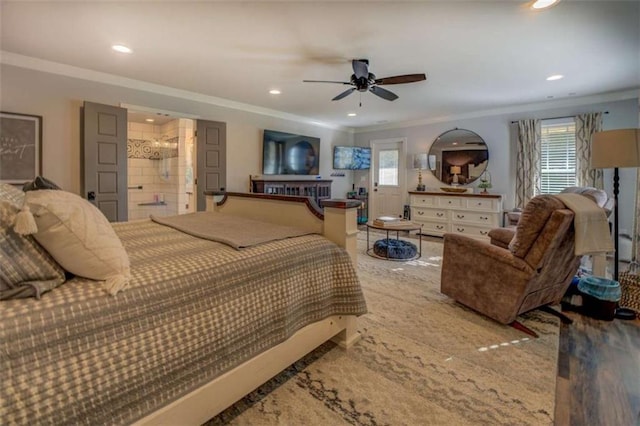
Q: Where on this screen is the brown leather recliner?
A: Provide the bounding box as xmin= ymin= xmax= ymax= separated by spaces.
xmin=440 ymin=195 xmax=580 ymax=327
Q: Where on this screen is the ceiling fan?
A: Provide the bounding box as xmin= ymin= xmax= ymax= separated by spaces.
xmin=303 ymin=59 xmax=426 ymax=103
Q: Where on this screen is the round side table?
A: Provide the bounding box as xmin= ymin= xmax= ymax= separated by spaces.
xmin=366 ymin=221 xmax=423 ymax=261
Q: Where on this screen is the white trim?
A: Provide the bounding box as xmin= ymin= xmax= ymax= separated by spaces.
xmin=354 ymin=89 xmax=640 ymax=134
xmin=369 ymin=137 xmax=407 ymax=219
xmin=0 ymin=51 xmax=349 ymax=132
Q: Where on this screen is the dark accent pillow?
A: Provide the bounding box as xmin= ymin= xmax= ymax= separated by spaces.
xmin=22 ymin=176 xmax=62 ymax=192
xmin=0 ymin=200 xmax=66 ymax=300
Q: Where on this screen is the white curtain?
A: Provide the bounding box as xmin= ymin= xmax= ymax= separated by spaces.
xmin=515 ymin=119 xmax=541 ymax=208
xmin=575 ymin=112 xmax=603 ymax=188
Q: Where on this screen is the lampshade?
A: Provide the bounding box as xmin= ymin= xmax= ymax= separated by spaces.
xmin=428 ymin=154 xmax=437 ymax=170
xmin=413 ymin=153 xmax=428 ymax=170
xmin=450 ymin=166 xmax=461 ymax=175
xmin=591 ymin=129 xmax=640 ymax=169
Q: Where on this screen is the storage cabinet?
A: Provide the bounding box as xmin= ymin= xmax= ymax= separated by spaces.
xmin=409 ymin=191 xmax=503 ymax=241
xmin=251 ymin=178 xmax=332 ymax=207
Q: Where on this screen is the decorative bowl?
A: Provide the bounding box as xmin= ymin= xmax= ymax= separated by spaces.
xmin=440 ymin=187 xmax=467 ymax=193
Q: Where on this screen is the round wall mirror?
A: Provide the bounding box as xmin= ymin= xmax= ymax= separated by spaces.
xmin=427 ymin=129 xmax=489 ymax=186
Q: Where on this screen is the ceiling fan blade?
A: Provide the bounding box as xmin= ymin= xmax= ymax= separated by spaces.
xmin=332 ymin=88 xmax=356 ymax=101
xmin=303 ymin=79 xmax=352 ymax=84
xmin=369 ymin=86 xmax=398 ymax=101
xmin=375 ymin=73 xmax=427 ymax=85
xmin=352 ymin=59 xmax=369 ymax=79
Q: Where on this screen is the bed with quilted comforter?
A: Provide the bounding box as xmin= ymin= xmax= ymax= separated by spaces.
xmin=1 ymin=207 xmax=366 ymax=424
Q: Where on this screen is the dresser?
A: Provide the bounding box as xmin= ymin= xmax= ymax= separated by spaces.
xmin=409 ymin=191 xmax=503 ymax=240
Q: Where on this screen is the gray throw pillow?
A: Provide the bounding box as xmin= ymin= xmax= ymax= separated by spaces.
xmin=0 ymin=200 xmax=66 ymax=300
xmin=22 ymin=176 xmax=62 ymax=192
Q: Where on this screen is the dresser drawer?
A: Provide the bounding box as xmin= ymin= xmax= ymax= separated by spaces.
xmin=450 ymin=223 xmax=492 ymax=239
xmin=451 ymin=210 xmax=499 ymax=227
xmin=411 ymin=194 xmax=437 ymax=207
xmin=465 ymin=197 xmax=497 ymax=212
xmin=438 ymin=197 xmax=464 ymax=209
xmin=420 ymin=220 xmax=449 ymax=235
xmin=411 ymin=207 xmax=447 ymax=221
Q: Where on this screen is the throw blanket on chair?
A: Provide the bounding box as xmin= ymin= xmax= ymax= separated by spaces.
xmin=554 ymin=193 xmax=614 ymax=255
xmin=151 ymin=212 xmax=315 ymax=249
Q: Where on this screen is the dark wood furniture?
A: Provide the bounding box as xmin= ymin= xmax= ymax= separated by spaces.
xmin=555 ymin=313 xmax=640 ymax=425
xmin=250 ymin=178 xmax=332 ymax=207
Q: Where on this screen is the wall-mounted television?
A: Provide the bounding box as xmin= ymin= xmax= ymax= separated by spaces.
xmin=333 ymin=146 xmax=371 ymax=170
xmin=262 ymin=129 xmax=320 ymax=175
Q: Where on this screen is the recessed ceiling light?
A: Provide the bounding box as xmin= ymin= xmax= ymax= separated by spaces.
xmin=145 ymin=118 xmax=154 ymax=122
xmin=532 ymin=0 xmax=560 ymax=9
xmin=347 ymin=113 xmax=357 ymax=117
xmin=112 ymin=44 xmax=132 ymax=54
xmin=269 ymin=89 xmax=281 ymax=95
xmin=546 ymin=74 xmax=564 ymax=81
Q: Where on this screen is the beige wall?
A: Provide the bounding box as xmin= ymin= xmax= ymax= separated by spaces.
xmin=0 ymin=64 xmax=354 ymax=199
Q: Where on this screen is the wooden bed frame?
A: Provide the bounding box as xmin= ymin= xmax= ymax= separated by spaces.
xmin=135 ymin=192 xmax=362 ymax=425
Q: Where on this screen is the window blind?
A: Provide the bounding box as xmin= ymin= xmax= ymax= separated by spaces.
xmin=538 ymin=120 xmax=576 ymax=194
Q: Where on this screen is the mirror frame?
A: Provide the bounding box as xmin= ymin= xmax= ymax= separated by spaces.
xmin=428 ymin=128 xmax=489 ymax=186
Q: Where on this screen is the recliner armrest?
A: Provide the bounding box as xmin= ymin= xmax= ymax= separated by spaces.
xmin=488 ymin=227 xmax=515 ymax=250
xmin=442 ymin=233 xmax=532 ymax=273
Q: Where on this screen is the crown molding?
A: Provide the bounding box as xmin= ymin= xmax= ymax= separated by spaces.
xmin=354 ymin=88 xmax=640 ymax=134
xmin=0 ymin=51 xmax=350 ymax=132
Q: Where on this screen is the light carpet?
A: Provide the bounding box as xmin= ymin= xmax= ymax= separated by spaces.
xmin=207 ymin=232 xmax=559 ymax=425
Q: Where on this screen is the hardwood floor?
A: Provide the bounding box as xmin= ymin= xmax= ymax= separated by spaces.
xmin=555 ymin=312 xmax=640 ymax=426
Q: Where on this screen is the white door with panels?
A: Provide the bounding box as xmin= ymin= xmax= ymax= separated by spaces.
xmin=370 ymin=139 xmax=406 ymax=220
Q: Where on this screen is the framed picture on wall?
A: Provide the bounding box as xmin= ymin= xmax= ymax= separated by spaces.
xmin=0 ymin=111 xmax=42 ymax=184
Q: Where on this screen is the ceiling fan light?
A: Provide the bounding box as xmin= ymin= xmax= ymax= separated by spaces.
xmin=546 ymin=74 xmax=564 ymax=81
xmin=532 ymin=0 xmax=560 ymax=10
xmin=269 ymin=89 xmax=281 ymax=95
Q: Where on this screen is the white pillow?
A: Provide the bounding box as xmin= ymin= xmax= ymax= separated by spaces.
xmin=24 ymin=190 xmax=130 ymax=295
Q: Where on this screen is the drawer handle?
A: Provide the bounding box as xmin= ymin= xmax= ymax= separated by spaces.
xmin=480 ymin=230 xmax=488 ymax=235
xmin=436 ymin=225 xmax=444 ymax=230
xmin=480 ymin=216 xmax=488 ymax=220
xmin=457 ymin=227 xmax=465 ymax=232
xmin=448 ymin=201 xmax=452 ymax=204
xmin=477 ymin=202 xmax=482 ymax=206
xmin=421 ymin=199 xmax=426 ymax=203
xmin=456 ymin=214 xmax=465 ymax=219
xmin=418 ymin=211 xmax=424 ymax=215
xmin=436 ymin=212 xmax=444 ymax=217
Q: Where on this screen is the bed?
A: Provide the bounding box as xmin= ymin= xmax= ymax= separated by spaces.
xmin=1 ymin=188 xmax=366 ymax=425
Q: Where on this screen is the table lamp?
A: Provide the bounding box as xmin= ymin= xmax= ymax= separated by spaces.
xmin=413 ymin=153 xmax=428 ymax=191
xmin=591 ymin=128 xmax=640 ymax=280
xmin=450 ymin=166 xmax=462 ymax=185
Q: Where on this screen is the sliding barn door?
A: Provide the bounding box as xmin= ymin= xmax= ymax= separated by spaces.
xmin=82 ymin=101 xmax=128 ymax=222
xmin=196 ymin=119 xmax=226 ymax=211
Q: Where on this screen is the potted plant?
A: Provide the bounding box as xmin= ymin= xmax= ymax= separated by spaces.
xmin=478 ymin=171 xmax=492 ymax=194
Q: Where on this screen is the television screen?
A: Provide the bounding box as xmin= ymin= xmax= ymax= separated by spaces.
xmin=262 ymin=130 xmax=320 ymax=175
xmin=333 ymin=146 xmax=371 ymax=170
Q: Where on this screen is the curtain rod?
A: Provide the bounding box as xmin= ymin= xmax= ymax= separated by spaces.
xmin=510 ymin=111 xmax=609 ymax=124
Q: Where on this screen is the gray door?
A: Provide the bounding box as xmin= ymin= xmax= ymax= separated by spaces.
xmin=82 ymin=101 xmax=128 ymax=222
xmin=196 ymin=119 xmax=226 ymax=211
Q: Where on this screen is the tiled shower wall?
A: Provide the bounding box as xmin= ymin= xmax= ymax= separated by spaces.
xmin=128 ymin=121 xmax=178 ymax=220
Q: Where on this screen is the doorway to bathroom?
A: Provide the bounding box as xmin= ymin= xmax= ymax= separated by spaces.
xmin=126 ymin=111 xmax=197 ymax=220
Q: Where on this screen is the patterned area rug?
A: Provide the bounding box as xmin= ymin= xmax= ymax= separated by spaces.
xmin=206 ymin=232 xmax=559 ymax=425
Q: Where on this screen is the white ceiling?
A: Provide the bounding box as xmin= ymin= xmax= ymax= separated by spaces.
xmin=1 ymin=1 xmax=638 ymax=129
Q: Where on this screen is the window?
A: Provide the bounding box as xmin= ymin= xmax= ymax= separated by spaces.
xmin=378 ymin=149 xmax=399 ymax=186
xmin=538 ymin=119 xmax=576 ymax=194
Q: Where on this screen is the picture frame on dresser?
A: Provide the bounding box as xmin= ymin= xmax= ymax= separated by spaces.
xmin=0 ymin=111 xmax=42 ymax=184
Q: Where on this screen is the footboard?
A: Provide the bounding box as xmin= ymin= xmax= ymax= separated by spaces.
xmin=205 ymin=191 xmax=361 ymax=263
